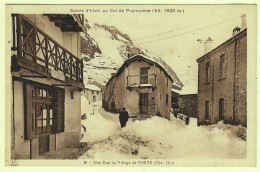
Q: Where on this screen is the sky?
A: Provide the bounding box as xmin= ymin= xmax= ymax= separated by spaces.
xmin=83 ymin=5 xmax=254 ymax=94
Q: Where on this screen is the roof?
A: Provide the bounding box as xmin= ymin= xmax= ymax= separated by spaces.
xmin=106 ymin=53 xmax=184 ymax=89
xmin=197 ymin=28 xmax=247 ymax=63
xmin=85 ymin=84 xmax=101 ymax=91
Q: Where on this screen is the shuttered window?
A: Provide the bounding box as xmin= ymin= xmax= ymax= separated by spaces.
xmin=24 ymin=83 xmax=65 ymax=140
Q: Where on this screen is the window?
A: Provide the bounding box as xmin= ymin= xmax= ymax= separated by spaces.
xmin=92 ymin=91 xmax=94 ymax=94
xmin=166 ymin=94 xmax=168 ymax=104
xmin=140 ymin=67 xmax=149 ymax=84
xmin=206 ymin=62 xmax=210 ymax=82
xmin=93 ymin=96 xmax=96 ymax=102
xmin=97 ymin=92 xmax=99 ymax=95
xmin=219 ymin=98 xmax=224 ymax=120
xmin=25 ymin=83 xmax=65 ymax=140
xmin=205 ymin=101 xmax=209 ymax=120
xmin=219 ymin=54 xmax=226 ymax=79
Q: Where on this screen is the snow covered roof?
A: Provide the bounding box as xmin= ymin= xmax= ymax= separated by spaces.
xmin=85 ymin=84 xmax=101 ymax=91
xmin=130 ymin=54 xmax=184 ymax=88
xmin=105 ymin=53 xmax=184 ymax=90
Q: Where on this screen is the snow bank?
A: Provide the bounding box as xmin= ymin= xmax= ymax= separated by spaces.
xmin=121 ymin=116 xmax=246 ymax=159
xmin=80 ymin=99 xmax=246 ymax=159
xmin=81 ymin=97 xmax=119 ymax=143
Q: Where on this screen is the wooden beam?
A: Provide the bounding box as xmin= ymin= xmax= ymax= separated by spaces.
xmin=52 ymin=84 xmax=72 ymax=87
xmin=21 ymin=75 xmax=47 ymax=78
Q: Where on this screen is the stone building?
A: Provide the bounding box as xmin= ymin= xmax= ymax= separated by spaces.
xmin=196 ymin=15 xmax=247 ymax=127
xmin=103 ymin=54 xmax=183 ymax=120
xmin=10 ymin=14 xmax=84 ymax=158
xmin=178 ymin=94 xmax=198 ymax=118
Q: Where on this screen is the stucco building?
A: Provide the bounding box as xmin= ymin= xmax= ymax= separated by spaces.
xmin=10 ymin=14 xmax=84 ymax=159
xmin=196 ymin=15 xmax=247 ymax=127
xmin=103 ymin=54 xmax=183 ymax=120
xmin=83 ymin=84 xmax=102 ymax=103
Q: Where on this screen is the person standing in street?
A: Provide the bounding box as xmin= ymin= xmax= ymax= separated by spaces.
xmin=119 ymin=107 xmax=129 ymax=128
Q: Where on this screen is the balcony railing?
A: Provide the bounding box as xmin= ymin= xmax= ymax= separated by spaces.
xmin=11 ymin=14 xmax=83 ymax=87
xmin=126 ymin=74 xmax=156 ymax=88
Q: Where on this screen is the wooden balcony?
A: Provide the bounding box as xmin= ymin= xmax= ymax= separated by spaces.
xmin=126 ymin=74 xmax=156 ymax=89
xmin=11 ymin=14 xmax=84 ymax=89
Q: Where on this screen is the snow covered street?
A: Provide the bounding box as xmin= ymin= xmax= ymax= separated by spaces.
xmin=80 ymin=96 xmax=246 ymax=159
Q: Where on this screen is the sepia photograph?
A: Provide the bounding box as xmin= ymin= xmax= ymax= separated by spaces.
xmin=3 ymin=2 xmax=257 ymax=168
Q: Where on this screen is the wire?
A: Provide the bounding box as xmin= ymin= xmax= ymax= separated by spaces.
xmin=136 ymin=16 xmax=240 ymax=45
xmin=133 ymin=15 xmax=229 ymax=41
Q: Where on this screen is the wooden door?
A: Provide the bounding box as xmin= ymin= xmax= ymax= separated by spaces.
xmin=140 ymin=67 xmax=148 ymax=84
xmin=39 ymin=135 xmax=49 ymax=154
xmin=140 ymin=93 xmax=148 ymax=114
xmin=219 ymin=98 xmax=224 ymax=120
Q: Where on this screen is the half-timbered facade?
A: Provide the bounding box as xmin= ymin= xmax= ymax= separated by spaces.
xmin=10 ymin=14 xmax=84 ymax=159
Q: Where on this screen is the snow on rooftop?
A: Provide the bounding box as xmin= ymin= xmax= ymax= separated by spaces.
xmin=130 ymin=53 xmax=184 ymax=88
xmin=85 ymin=84 xmax=101 ymax=91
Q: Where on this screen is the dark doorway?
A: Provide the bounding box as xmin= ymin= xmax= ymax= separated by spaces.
xmin=219 ymin=98 xmax=224 ymax=120
xmin=205 ymin=101 xmax=209 ymax=120
xmin=140 ymin=93 xmax=148 ymax=114
xmin=39 ymin=135 xmax=49 ymax=154
xmin=140 ymin=67 xmax=149 ymax=84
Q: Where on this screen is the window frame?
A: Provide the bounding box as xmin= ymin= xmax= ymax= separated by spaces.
xmin=24 ymin=82 xmax=65 ymax=140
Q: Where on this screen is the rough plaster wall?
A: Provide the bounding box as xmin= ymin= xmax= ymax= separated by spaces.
xmin=197 ymin=33 xmax=247 ymax=127
xmin=211 ymin=41 xmax=236 ymax=124
xmin=103 ymin=77 xmax=117 ymax=112
xmin=13 ymin=81 xmax=30 ymax=159
xmin=113 ymin=70 xmax=126 ymax=112
xmin=56 ymin=132 xmax=65 ymax=149
xmin=156 ymin=67 xmax=171 ymax=119
xmin=235 ymin=35 xmax=247 ymax=126
xmin=197 ymin=57 xmax=213 ymax=124
xmin=127 ymin=60 xmax=155 ymax=85
xmin=62 ymin=32 xmax=79 ymax=56
xmin=64 ymin=88 xmax=81 ymax=146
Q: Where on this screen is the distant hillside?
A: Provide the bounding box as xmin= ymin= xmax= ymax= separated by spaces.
xmin=80 ymin=19 xmax=183 ymax=88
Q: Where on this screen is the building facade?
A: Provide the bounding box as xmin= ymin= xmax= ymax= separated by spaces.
xmin=103 ymin=54 xmax=183 ymax=120
xmin=197 ymin=28 xmax=247 ymax=127
xmin=83 ymin=84 xmax=102 ymax=103
xmin=10 ymin=14 xmax=84 ymax=159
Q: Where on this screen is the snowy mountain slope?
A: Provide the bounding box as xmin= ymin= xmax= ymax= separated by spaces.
xmin=80 ymin=19 xmax=183 ymax=88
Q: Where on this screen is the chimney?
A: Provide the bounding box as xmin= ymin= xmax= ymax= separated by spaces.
xmin=204 ymin=37 xmax=213 ymax=54
xmin=241 ymin=14 xmax=246 ymax=30
xmin=232 ymin=26 xmax=241 ymax=36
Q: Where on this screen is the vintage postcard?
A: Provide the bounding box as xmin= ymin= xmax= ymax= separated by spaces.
xmin=3 ymin=2 xmax=257 ymax=168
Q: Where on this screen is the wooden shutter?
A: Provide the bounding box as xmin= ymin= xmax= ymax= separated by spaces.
xmin=53 ymin=88 xmax=65 ymax=133
xmin=57 ymin=89 xmax=65 ymax=132
xmin=24 ymin=83 xmax=34 ymax=140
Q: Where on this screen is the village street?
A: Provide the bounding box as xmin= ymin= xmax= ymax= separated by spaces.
xmin=79 ymin=96 xmax=247 ymax=159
